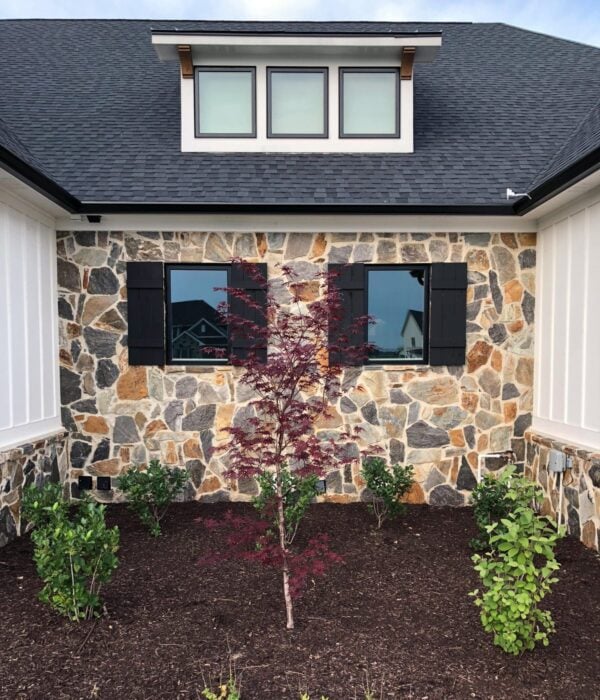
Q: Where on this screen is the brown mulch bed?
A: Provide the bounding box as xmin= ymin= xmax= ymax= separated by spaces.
xmin=1 ymin=503 xmax=599 ymax=700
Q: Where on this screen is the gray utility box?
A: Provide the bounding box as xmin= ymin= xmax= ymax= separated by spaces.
xmin=548 ymin=450 xmax=567 ymax=473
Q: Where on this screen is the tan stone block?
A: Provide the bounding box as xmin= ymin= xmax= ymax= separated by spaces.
xmin=467 ymin=340 xmax=493 ymax=372
xmin=407 ymin=376 xmax=458 ymax=406
xmin=503 ymin=401 xmax=517 ymax=422
xmin=379 ymin=405 xmax=407 ymax=438
xmin=504 ymin=279 xmax=524 ymax=303
xmin=324 ymin=494 xmax=353 ymax=504
xmin=183 ymin=438 xmax=202 ymax=459
xmin=90 ymin=458 xmax=120 ymax=476
xmin=516 ymin=357 xmax=534 ymax=387
xmin=310 ymin=232 xmax=327 ymax=259
xmin=256 ymin=232 xmax=267 ymax=258
xmin=466 ymin=248 xmax=490 ymax=272
xmin=461 ymin=392 xmax=479 ymax=413
xmin=82 ymin=295 xmax=117 ymax=325
xmin=491 ymin=349 xmax=503 ymax=372
xmin=59 ymin=349 xmax=73 ymax=367
xmin=581 ymin=520 xmax=597 ymax=550
xmin=200 ymin=475 xmax=221 ymax=493
xmin=162 ymin=440 xmax=178 ymax=465
xmin=315 ymin=406 xmax=343 ymax=429
xmin=449 ymin=428 xmax=465 ymax=447
xmin=500 ymin=232 xmax=518 ymax=249
xmin=406 ymin=448 xmax=442 ymax=464
xmin=116 ymin=366 xmax=148 ymax=400
xmin=517 ymin=232 xmax=537 ymax=247
xmin=145 ymin=419 xmax=168 ymax=437
xmin=362 ymin=371 xmax=388 ymax=401
xmin=290 ymin=280 xmax=320 ymax=302
xmin=67 ymin=322 xmax=81 ymax=339
xmin=477 ymin=433 xmax=489 ymax=452
xmin=402 ymin=481 xmax=425 ymax=504
xmin=216 ymin=404 xmax=234 ymax=441
xmin=507 ymin=320 xmax=524 ymax=333
xmin=83 ymin=416 xmax=109 ymax=434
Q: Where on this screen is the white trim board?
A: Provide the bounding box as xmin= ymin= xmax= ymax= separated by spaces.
xmin=56 ymin=213 xmax=537 ymax=233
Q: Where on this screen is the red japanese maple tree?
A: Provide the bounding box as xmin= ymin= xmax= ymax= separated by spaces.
xmin=201 ymin=261 xmax=369 ymax=629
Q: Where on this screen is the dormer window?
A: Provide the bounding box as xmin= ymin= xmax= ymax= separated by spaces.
xmin=196 ymin=67 xmax=256 ymax=137
xmin=153 ymin=31 xmax=442 ymax=153
xmin=267 ymin=68 xmax=328 ymax=138
xmin=340 ymin=69 xmax=400 ymax=138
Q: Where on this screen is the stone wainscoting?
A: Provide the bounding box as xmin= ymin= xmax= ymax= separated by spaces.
xmin=56 ymin=230 xmax=536 ymax=505
xmin=525 ymin=431 xmax=600 ymax=551
xmin=0 ymin=432 xmax=68 ymax=547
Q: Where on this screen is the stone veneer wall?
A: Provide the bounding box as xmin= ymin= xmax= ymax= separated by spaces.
xmin=56 ymin=230 xmax=536 ymax=505
xmin=525 ymin=431 xmax=600 ymax=551
xmin=0 ymin=432 xmax=68 ymax=547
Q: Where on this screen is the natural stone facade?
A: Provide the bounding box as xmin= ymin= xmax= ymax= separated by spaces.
xmin=525 ymin=431 xmax=600 ymax=551
xmin=0 ymin=432 xmax=68 ymax=547
xmin=56 ymin=230 xmax=536 ymax=506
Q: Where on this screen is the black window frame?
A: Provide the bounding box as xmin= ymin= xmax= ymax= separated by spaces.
xmin=339 ymin=67 xmax=401 ymax=139
xmin=365 ymin=264 xmax=430 ymax=366
xmin=194 ymin=66 xmax=257 ymax=139
xmin=267 ymin=67 xmax=329 ymax=139
xmin=165 ymin=263 xmax=231 ymax=366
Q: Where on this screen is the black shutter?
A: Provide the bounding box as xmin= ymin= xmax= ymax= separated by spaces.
xmin=328 ymin=263 xmax=366 ymax=366
xmin=230 ymin=262 xmax=267 ymax=363
xmin=126 ymin=262 xmax=165 ymax=366
xmin=429 ymin=262 xmax=467 ymax=366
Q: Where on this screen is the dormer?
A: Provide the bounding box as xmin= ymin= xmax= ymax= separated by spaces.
xmin=152 ymin=29 xmax=441 ymax=153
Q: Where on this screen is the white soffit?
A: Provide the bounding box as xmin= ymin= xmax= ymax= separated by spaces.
xmin=152 ymin=34 xmax=442 ymax=63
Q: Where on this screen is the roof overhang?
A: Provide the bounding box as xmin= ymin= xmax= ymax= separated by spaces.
xmin=151 ymin=31 xmax=442 ymax=64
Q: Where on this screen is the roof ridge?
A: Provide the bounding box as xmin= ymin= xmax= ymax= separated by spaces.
xmin=493 ymin=21 xmax=600 ymax=50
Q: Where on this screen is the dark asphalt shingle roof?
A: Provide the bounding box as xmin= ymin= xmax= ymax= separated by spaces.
xmin=0 ymin=20 xmax=598 ymax=208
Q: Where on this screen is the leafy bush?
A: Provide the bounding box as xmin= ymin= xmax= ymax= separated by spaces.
xmin=253 ymin=471 xmax=319 ymax=545
xmin=361 ymin=457 xmax=414 ymax=528
xmin=470 ymin=477 xmax=563 ymax=654
xmin=119 ymin=460 xmax=187 ymax=536
xmin=470 ymin=465 xmax=539 ymax=551
xmin=22 ymin=483 xmax=119 ymax=621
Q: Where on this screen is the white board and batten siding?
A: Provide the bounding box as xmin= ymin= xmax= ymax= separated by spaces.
xmin=534 ymin=187 xmax=600 ymax=450
xmin=0 ymin=192 xmax=61 ymax=450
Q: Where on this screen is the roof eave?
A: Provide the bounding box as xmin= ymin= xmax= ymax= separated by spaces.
xmin=514 ymin=146 xmax=600 ymax=215
xmin=0 ymin=146 xmax=80 ymax=214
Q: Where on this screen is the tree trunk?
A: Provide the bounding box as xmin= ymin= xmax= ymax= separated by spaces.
xmin=276 ymin=467 xmax=294 ymax=630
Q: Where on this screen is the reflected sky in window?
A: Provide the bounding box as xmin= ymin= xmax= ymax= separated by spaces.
xmin=368 ymin=269 xmax=425 ymax=361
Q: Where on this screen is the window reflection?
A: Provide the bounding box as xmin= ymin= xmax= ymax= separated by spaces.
xmin=368 ymin=268 xmax=426 ymax=362
xmin=168 ymin=268 xmax=228 ymax=362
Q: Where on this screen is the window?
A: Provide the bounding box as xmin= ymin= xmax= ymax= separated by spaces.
xmin=166 ymin=265 xmax=229 ymax=363
xmin=367 ymin=266 xmax=428 ymax=363
xmin=196 ymin=67 xmax=256 ymax=137
xmin=339 ymin=68 xmax=400 ymax=138
xmin=267 ymin=68 xmax=328 ymax=138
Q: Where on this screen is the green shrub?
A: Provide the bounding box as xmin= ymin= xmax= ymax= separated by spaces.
xmin=253 ymin=470 xmax=319 ymax=546
xmin=361 ymin=457 xmax=414 ymax=529
xmin=470 ymin=465 xmax=539 ymax=551
xmin=470 ymin=484 xmax=563 ymax=654
xmin=22 ymin=483 xmax=119 ymax=621
xmin=201 ymin=679 xmax=241 ymax=700
xmin=118 ymin=460 xmax=187 ymax=536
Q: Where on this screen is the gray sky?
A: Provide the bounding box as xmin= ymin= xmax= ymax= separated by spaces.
xmin=1 ymin=0 xmax=599 ymax=48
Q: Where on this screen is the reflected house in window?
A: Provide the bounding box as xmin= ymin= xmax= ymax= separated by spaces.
xmin=401 ymin=310 xmax=424 ymax=359
xmin=170 ymin=300 xmax=227 ymax=360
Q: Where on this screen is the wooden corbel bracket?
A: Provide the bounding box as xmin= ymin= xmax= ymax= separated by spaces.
xmin=177 ymin=45 xmax=193 ymax=79
xmin=400 ymin=47 xmax=416 ymax=81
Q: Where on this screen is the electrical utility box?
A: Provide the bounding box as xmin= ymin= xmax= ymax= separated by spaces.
xmin=548 ymin=450 xmax=567 ymax=473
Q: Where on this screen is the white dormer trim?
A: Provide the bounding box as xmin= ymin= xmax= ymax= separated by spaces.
xmin=152 ymin=32 xmax=442 ymax=154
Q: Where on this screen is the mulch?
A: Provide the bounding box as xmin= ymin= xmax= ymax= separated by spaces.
xmin=0 ymin=502 xmax=599 ymax=700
